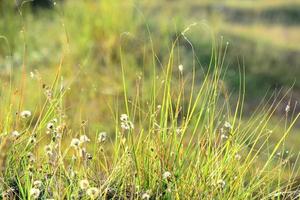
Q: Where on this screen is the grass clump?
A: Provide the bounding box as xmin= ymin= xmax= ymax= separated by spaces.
xmin=0 ymin=24 xmax=300 ymax=199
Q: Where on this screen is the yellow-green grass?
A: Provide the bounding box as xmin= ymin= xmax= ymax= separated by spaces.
xmin=1 ymin=1 xmax=300 ymax=199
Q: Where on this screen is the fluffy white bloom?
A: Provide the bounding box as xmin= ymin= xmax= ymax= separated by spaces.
xmin=30 ymin=71 xmax=35 ymax=78
xmin=79 ymin=179 xmax=89 ymax=190
xmin=121 ymin=121 xmax=134 ymax=130
xmin=142 ymin=192 xmax=150 ymax=200
xmin=120 ymin=114 xmax=129 ymax=121
xmin=11 ymin=130 xmax=21 ymax=137
xmin=29 ymin=136 xmax=36 ymax=144
xmin=120 ymin=114 xmax=134 ymax=130
xmin=47 ymin=122 xmax=54 ymax=130
xmin=30 ymin=188 xmax=40 ymax=199
xmin=163 ymin=171 xmax=171 ymax=180
xmin=235 ymin=154 xmax=241 ymax=160
xmin=70 ymin=138 xmax=81 ymax=148
xmin=86 ymin=187 xmax=99 ymax=199
xmin=178 ymin=64 xmax=183 ymax=72
xmin=44 ymin=144 xmax=53 ymax=157
xmin=221 ymin=134 xmax=228 ymax=140
xmin=20 ymin=110 xmax=31 ymax=119
xmin=285 ymin=104 xmax=291 ymax=113
xmin=33 ymin=180 xmax=42 ymax=188
xmin=217 ymin=179 xmax=226 ymax=188
xmin=80 ymin=135 xmax=90 ymax=143
xmin=224 ymin=121 xmax=232 ymax=129
xmin=98 ymin=132 xmax=107 ymax=143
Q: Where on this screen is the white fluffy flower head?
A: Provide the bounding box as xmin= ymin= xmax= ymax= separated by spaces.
xmin=20 ymin=110 xmax=32 ymax=119
xmin=30 ymin=188 xmax=40 ymax=199
xmin=79 ymin=179 xmax=89 ymax=190
xmin=178 ymin=64 xmax=183 ymax=72
xmin=98 ymin=132 xmax=107 ymax=143
xmin=163 ymin=171 xmax=172 ymax=180
xmin=86 ymin=187 xmax=99 ymax=199
xmin=11 ymin=130 xmax=21 ymax=137
xmin=33 ymin=180 xmax=42 ymax=188
xmin=70 ymin=138 xmax=81 ymax=148
xmin=80 ymin=135 xmax=90 ymax=143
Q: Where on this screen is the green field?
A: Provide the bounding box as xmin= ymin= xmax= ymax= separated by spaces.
xmin=1 ymin=0 xmax=300 ymax=199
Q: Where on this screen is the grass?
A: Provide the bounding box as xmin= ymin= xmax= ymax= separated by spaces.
xmin=1 ymin=0 xmax=300 ymax=199
xmin=1 ymin=24 xmax=300 ymax=199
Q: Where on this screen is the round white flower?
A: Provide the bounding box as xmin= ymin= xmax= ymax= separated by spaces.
xmin=142 ymin=192 xmax=150 ymax=199
xmin=120 ymin=114 xmax=129 ymax=121
xmin=70 ymin=138 xmax=81 ymax=148
xmin=98 ymin=132 xmax=107 ymax=143
xmin=221 ymin=134 xmax=228 ymax=140
xmin=285 ymin=104 xmax=291 ymax=113
xmin=163 ymin=171 xmax=171 ymax=180
xmin=224 ymin=121 xmax=232 ymax=129
xmin=79 ymin=179 xmax=89 ymax=190
xmin=20 ymin=110 xmax=31 ymax=119
xmin=86 ymin=187 xmax=99 ymax=199
xmin=235 ymin=154 xmax=241 ymax=160
xmin=47 ymin=122 xmax=55 ymax=130
xmin=217 ymin=179 xmax=226 ymax=188
xmin=11 ymin=130 xmax=21 ymax=137
xmin=33 ymin=180 xmax=42 ymax=188
xmin=30 ymin=188 xmax=40 ymax=199
xmin=178 ymin=64 xmax=183 ymax=72
xmin=80 ymin=135 xmax=90 ymax=143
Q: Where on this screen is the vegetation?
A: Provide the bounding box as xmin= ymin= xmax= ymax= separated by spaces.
xmin=1 ymin=0 xmax=300 ymax=199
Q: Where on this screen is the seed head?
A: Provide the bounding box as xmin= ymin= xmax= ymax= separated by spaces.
xmin=120 ymin=114 xmax=134 ymax=130
xmin=29 ymin=136 xmax=36 ymax=144
xmin=11 ymin=130 xmax=21 ymax=138
xmin=120 ymin=114 xmax=129 ymax=121
xmin=98 ymin=132 xmax=107 ymax=143
xmin=47 ymin=122 xmax=55 ymax=130
xmin=221 ymin=134 xmax=228 ymax=140
xmin=224 ymin=121 xmax=232 ymax=129
xmin=70 ymin=138 xmax=81 ymax=148
xmin=79 ymin=179 xmax=89 ymax=190
xmin=20 ymin=110 xmax=32 ymax=119
xmin=163 ymin=171 xmax=172 ymax=180
xmin=86 ymin=187 xmax=99 ymax=199
xmin=285 ymin=104 xmax=291 ymax=113
xmin=235 ymin=154 xmax=241 ymax=161
xmin=33 ymin=180 xmax=42 ymax=188
xmin=80 ymin=135 xmax=90 ymax=143
xmin=217 ymin=179 xmax=226 ymax=188
xmin=30 ymin=188 xmax=40 ymax=199
xmin=142 ymin=192 xmax=150 ymax=200
xmin=178 ymin=64 xmax=183 ymax=72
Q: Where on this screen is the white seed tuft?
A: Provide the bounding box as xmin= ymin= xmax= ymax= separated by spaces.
xmin=86 ymin=187 xmax=99 ymax=199
xmin=79 ymin=179 xmax=89 ymax=190
xmin=30 ymin=188 xmax=40 ymax=199
xmin=80 ymin=135 xmax=90 ymax=143
xmin=163 ymin=171 xmax=172 ymax=180
xmin=20 ymin=110 xmax=32 ymax=119
xmin=98 ymin=132 xmax=107 ymax=143
xmin=70 ymin=138 xmax=81 ymax=148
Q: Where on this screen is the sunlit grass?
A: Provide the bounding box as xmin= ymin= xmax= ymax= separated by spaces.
xmin=1 ymin=22 xmax=300 ymax=198
xmin=1 ymin=0 xmax=300 ymax=199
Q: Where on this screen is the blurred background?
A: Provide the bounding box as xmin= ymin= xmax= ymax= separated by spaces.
xmin=1 ymin=0 xmax=300 ymax=148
